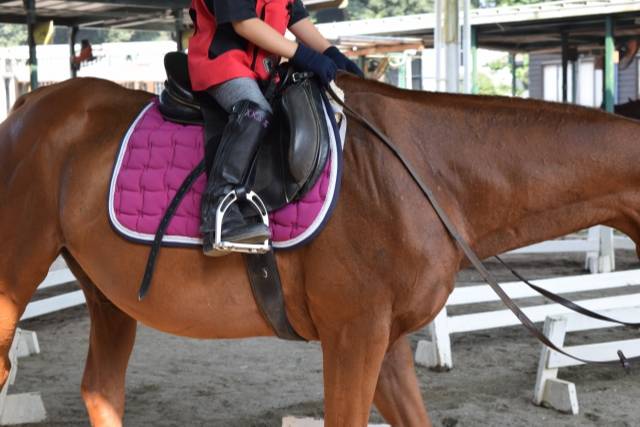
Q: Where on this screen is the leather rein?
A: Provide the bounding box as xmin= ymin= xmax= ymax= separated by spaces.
xmin=328 ymin=86 xmax=640 ymax=371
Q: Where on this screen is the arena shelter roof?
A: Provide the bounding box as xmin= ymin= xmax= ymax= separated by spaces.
xmin=0 ymin=0 xmax=343 ymax=31
xmin=317 ymin=0 xmax=640 ymax=54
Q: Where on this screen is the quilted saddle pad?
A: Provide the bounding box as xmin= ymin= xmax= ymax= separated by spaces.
xmin=108 ymin=96 xmax=345 ymax=250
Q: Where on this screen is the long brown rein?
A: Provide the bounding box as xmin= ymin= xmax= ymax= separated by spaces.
xmin=329 ymin=87 xmax=640 ymax=371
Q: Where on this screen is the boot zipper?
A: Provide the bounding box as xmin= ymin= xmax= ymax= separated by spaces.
xmin=250 ymin=4 xmax=267 ymax=72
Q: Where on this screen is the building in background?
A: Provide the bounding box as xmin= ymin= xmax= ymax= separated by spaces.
xmin=529 ymin=52 xmax=639 ymax=107
xmin=1 ymin=41 xmax=176 ymax=119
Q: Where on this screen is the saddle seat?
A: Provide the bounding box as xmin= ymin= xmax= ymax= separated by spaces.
xmin=159 ymin=52 xmax=203 ymax=125
xmin=158 ymin=52 xmax=331 ymax=212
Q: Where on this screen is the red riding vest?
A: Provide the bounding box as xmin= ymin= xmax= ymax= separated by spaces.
xmin=188 ymin=0 xmax=294 ymax=91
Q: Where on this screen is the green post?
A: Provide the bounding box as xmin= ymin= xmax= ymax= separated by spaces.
xmin=69 ymin=25 xmax=79 ymax=79
xmin=471 ymin=26 xmax=478 ymax=94
xmin=604 ymin=16 xmax=615 ymax=112
xmin=510 ymin=53 xmax=517 ymax=96
xmin=561 ymin=32 xmax=569 ymax=103
xmin=572 ymin=61 xmax=578 ymax=103
xmin=24 ymin=0 xmax=38 ymax=90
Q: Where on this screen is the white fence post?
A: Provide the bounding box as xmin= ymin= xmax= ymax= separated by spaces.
xmin=585 ymin=226 xmax=615 ymax=273
xmin=532 ymin=316 xmax=578 ymax=414
xmin=415 ymin=308 xmax=452 ymax=370
xmin=416 ymin=270 xmax=640 ymax=370
xmin=533 ymin=306 xmax=640 ymax=414
xmin=0 ymin=330 xmax=46 ymax=426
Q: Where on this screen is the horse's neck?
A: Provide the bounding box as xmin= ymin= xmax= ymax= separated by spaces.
xmin=340 ymin=77 xmax=640 ymax=258
xmin=369 ymin=89 xmax=640 ymax=258
xmin=443 ymin=100 xmax=640 ymax=258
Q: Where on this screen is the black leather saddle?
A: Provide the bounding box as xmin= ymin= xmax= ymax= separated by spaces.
xmin=158 ymin=52 xmax=331 ymax=212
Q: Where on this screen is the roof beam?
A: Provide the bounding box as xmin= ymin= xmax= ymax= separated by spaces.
xmin=59 ymin=0 xmax=189 ymax=9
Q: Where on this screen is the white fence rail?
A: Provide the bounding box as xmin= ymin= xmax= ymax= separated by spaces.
xmin=2 ymin=261 xmax=81 ymax=425
xmin=533 ymin=305 xmax=640 ymax=414
xmin=415 ymin=269 xmax=640 ymax=370
xmin=21 ymin=262 xmax=82 ymax=321
xmin=509 ymin=227 xmax=629 ymax=273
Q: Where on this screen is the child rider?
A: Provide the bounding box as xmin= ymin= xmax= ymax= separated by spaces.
xmin=189 ymin=0 xmax=363 ymax=256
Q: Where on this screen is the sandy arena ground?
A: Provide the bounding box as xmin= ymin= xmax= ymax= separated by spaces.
xmin=12 ymin=250 xmax=640 ymax=426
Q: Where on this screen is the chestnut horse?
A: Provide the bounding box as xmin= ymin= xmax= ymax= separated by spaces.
xmin=2 ymin=74 xmax=640 ymax=426
xmin=615 ymin=98 xmax=640 ymax=119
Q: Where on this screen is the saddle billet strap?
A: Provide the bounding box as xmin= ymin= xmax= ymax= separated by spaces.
xmin=495 ymin=255 xmax=640 ymax=328
xmin=138 ymin=160 xmax=207 ymax=300
xmin=244 ymin=252 xmax=305 ymax=341
xmin=328 ymin=86 xmax=636 ymax=371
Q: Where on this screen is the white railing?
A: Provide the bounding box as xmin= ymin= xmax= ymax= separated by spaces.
xmin=21 ymin=262 xmax=82 ymax=321
xmin=415 ymin=269 xmax=640 ymax=370
xmin=534 ymin=306 xmax=640 ymax=414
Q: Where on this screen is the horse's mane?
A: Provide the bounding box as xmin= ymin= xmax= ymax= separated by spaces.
xmin=338 ymin=73 xmax=637 ymax=125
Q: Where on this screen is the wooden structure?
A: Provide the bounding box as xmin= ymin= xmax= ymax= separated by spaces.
xmin=534 ymin=304 xmax=640 ymax=414
xmin=415 ymin=269 xmax=640 ymax=370
xmin=317 ymin=0 xmax=640 ymax=99
xmin=0 ymin=329 xmax=45 ymax=426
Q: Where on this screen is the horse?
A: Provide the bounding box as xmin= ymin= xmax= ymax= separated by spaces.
xmin=2 ymin=74 xmax=640 ymax=426
xmin=615 ymin=98 xmax=640 ymax=119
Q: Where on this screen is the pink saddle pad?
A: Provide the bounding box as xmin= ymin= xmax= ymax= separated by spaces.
xmin=108 ymin=99 xmax=343 ymax=249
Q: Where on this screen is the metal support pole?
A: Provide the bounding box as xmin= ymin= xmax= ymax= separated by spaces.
xmin=604 ymin=15 xmax=615 ymax=112
xmin=421 ymin=48 xmax=429 ymax=90
xmin=462 ymin=0 xmax=471 ymax=94
xmin=24 ymin=0 xmax=38 ymax=90
xmin=510 ymin=53 xmax=517 ymax=97
xmin=561 ymin=32 xmax=569 ymax=103
xmin=69 ymin=25 xmax=79 ymax=79
xmin=404 ymin=51 xmax=413 ymax=90
xmin=571 ymin=60 xmax=578 ymax=103
xmin=471 ymin=26 xmax=478 ymax=94
xmin=174 ymin=9 xmax=185 ymax=52
xmin=444 ymin=0 xmax=459 ymax=93
xmin=435 ymin=0 xmax=442 ymax=91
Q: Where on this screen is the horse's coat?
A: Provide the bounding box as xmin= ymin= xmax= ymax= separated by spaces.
xmin=1 ymin=74 xmax=640 ymax=426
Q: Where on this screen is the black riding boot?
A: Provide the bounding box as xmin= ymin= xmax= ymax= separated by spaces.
xmin=201 ymin=100 xmax=272 ymax=256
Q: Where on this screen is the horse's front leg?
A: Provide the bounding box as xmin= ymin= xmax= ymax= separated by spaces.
xmin=374 ymin=335 xmax=432 ymax=427
xmin=69 ymin=257 xmax=137 ymax=427
xmin=319 ymin=315 xmax=391 ymax=427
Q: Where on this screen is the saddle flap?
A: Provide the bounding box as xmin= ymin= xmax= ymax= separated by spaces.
xmin=280 ymin=78 xmax=330 ymax=190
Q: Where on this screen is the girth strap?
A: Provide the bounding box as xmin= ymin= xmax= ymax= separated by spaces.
xmin=328 ymin=86 xmax=637 ymax=371
xmin=244 ymin=252 xmax=305 ymax=341
xmin=136 ymin=160 xmax=303 ymax=341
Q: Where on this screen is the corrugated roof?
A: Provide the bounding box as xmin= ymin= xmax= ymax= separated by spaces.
xmin=0 ymin=0 xmax=342 ymax=31
xmin=317 ymin=0 xmax=640 ymax=53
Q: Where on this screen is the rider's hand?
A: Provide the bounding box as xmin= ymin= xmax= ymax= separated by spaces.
xmin=323 ymin=46 xmax=364 ymax=78
xmin=291 ymin=43 xmax=338 ymax=86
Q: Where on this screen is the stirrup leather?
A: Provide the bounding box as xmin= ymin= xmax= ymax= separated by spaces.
xmin=214 ymin=190 xmax=271 ymax=254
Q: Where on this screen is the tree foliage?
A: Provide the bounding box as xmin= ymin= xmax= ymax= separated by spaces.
xmin=0 ymin=25 xmax=27 ymax=47
xmin=346 ymin=0 xmax=434 ymax=20
xmin=346 ymin=0 xmax=547 ymax=19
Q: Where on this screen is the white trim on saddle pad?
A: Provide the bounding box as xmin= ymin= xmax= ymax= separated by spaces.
xmin=108 ymin=96 xmax=346 ymax=249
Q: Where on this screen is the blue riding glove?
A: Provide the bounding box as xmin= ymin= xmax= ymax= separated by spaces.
xmin=323 ymin=46 xmax=364 ymax=78
xmin=291 ymin=43 xmax=338 ymax=86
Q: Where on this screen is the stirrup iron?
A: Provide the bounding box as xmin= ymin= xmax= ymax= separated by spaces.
xmin=214 ymin=190 xmax=270 ymax=254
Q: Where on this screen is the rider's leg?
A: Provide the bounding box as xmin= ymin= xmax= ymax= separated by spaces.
xmin=201 ymin=78 xmax=272 ymax=255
